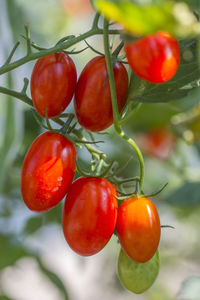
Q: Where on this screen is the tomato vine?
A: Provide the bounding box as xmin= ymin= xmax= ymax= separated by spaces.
xmin=0 ymin=3 xmax=188 ymax=295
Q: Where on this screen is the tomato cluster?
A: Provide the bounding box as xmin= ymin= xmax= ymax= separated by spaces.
xmin=21 ymin=29 xmax=179 ymax=294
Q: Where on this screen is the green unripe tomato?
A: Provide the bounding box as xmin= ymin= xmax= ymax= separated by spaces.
xmin=118 ymin=248 xmax=160 ymax=294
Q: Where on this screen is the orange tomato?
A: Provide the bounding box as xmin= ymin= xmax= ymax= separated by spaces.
xmin=116 ymin=197 xmax=161 ymax=263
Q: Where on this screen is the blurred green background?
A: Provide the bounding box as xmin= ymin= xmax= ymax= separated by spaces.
xmin=0 ymin=0 xmax=200 ymax=299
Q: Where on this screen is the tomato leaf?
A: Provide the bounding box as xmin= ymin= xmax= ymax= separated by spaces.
xmin=118 ymin=249 xmax=159 ymax=294
xmin=0 ymin=296 xmax=12 ymax=300
xmin=178 ymin=276 xmax=200 ymax=299
xmin=127 ymin=38 xmax=200 ymax=103
xmin=23 ymin=216 xmax=44 ymax=235
xmin=23 ymin=204 xmax=62 ymax=235
xmin=0 ymin=233 xmax=69 ymax=299
xmin=0 ymin=234 xmax=28 ymax=270
xmin=95 ymin=0 xmax=200 ymax=37
xmin=166 ymin=182 xmax=200 ymax=206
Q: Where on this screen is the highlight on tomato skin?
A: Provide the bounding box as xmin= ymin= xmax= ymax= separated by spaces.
xmin=21 ymin=131 xmax=76 ymax=212
xmin=31 ymin=52 xmax=77 ymax=118
xmin=62 ymin=176 xmax=118 ymax=256
xmin=116 ymin=196 xmax=161 ymax=263
xmin=74 ymin=56 xmax=129 ymax=132
xmin=125 ymin=31 xmax=180 ymax=83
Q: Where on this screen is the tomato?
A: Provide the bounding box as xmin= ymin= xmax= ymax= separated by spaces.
xmin=31 ymin=52 xmax=77 ymax=118
xmin=116 ymin=197 xmax=160 ymax=263
xmin=61 ymin=0 xmax=93 ymax=17
xmin=118 ymin=249 xmax=159 ymax=294
xmin=125 ymin=31 xmax=180 ymax=83
xmin=21 ymin=131 xmax=76 ymax=212
xmin=74 ymin=56 xmax=128 ymax=132
xmin=62 ymin=177 xmax=118 ymax=256
xmin=138 ymin=128 xmax=175 ymax=160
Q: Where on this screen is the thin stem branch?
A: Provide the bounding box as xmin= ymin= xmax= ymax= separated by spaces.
xmin=0 ymin=27 xmax=119 ymax=75
xmin=115 ymin=127 xmax=145 ymax=192
xmin=24 ymin=24 xmax=32 ymax=55
xmin=103 ymin=18 xmax=145 ymax=192
xmin=103 ymin=18 xmax=120 ymax=123
xmin=0 ymin=86 xmax=33 ymax=106
xmin=3 ymin=41 xmax=20 ymax=66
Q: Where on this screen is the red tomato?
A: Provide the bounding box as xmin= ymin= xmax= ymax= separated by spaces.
xmin=74 ymin=56 xmax=128 ymax=132
xmin=138 ymin=128 xmax=175 ymax=160
xmin=31 ymin=52 xmax=77 ymax=118
xmin=62 ymin=177 xmax=118 ymax=256
xmin=116 ymin=197 xmax=161 ymax=263
xmin=125 ymin=31 xmax=180 ymax=83
xmin=21 ymin=132 xmax=76 ymax=212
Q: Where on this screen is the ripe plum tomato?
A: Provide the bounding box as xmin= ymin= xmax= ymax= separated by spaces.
xmin=74 ymin=56 xmax=128 ymax=132
xmin=116 ymin=197 xmax=161 ymax=263
xmin=125 ymin=31 xmax=180 ymax=83
xmin=62 ymin=177 xmax=118 ymax=256
xmin=21 ymin=131 xmax=76 ymax=212
xmin=31 ymin=52 xmax=77 ymax=118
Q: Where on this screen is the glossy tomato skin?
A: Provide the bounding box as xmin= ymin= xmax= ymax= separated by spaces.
xmin=74 ymin=56 xmax=128 ymax=132
xmin=125 ymin=31 xmax=180 ymax=83
xmin=62 ymin=177 xmax=118 ymax=256
xmin=31 ymin=52 xmax=77 ymax=118
xmin=21 ymin=132 xmax=76 ymax=212
xmin=116 ymin=197 xmax=161 ymax=263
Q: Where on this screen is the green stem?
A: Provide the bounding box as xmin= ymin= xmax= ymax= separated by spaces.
xmin=115 ymin=127 xmax=144 ymax=191
xmin=0 ymin=83 xmax=106 ymax=165
xmin=0 ymin=86 xmax=33 ymax=106
xmin=0 ymin=30 xmax=93 ymax=75
xmin=103 ymin=18 xmax=145 ymax=192
xmin=0 ymin=27 xmax=119 ymax=76
xmin=103 ymin=19 xmax=120 ymax=123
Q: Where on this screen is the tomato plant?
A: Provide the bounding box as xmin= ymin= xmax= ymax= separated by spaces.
xmin=2 ymin=0 xmax=199 ymax=296
xmin=62 ymin=177 xmax=118 ymax=256
xmin=125 ymin=31 xmax=180 ymax=83
xmin=116 ymin=196 xmax=161 ymax=263
xmin=21 ymin=131 xmax=76 ymax=212
xmin=74 ymin=56 xmax=128 ymax=132
xmin=31 ymin=52 xmax=77 ymax=118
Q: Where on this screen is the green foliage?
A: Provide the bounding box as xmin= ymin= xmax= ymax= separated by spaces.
xmin=166 ymin=182 xmax=200 ymax=206
xmin=23 ymin=204 xmax=62 ymax=235
xmin=118 ymin=249 xmax=159 ymax=294
xmin=0 ymin=233 xmax=69 ymax=298
xmin=6 ymin=0 xmax=27 ymax=40
xmin=0 ymin=234 xmax=28 ymax=270
xmin=95 ymin=0 xmax=200 ymax=37
xmin=177 ymin=0 xmax=200 ymax=11
xmin=128 ymin=38 xmax=200 ymax=103
xmin=0 ymin=296 xmax=12 ymax=300
xmin=178 ymin=276 xmax=200 ymax=300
